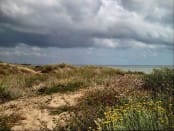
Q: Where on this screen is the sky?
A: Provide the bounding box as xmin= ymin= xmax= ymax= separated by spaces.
xmin=0 ymin=0 xmax=173 ymax=65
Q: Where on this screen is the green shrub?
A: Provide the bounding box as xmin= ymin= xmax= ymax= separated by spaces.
xmin=53 ymin=106 xmax=105 ymax=131
xmin=25 ymin=74 xmax=48 ymax=88
xmin=38 ymin=80 xmax=87 ymax=94
xmin=0 ymin=75 xmax=32 ymax=102
xmin=0 ymin=81 xmax=11 ymax=102
xmin=143 ymin=68 xmax=174 ymax=94
xmin=81 ymin=88 xmax=120 ymax=106
xmin=0 ymin=84 xmax=25 ymax=103
xmin=126 ymin=70 xmax=144 ymax=75
xmin=40 ymin=66 xmax=55 ymax=73
xmin=0 ymin=116 xmax=11 ymax=131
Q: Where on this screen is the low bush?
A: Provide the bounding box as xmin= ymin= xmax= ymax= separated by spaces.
xmin=38 ymin=80 xmax=87 ymax=94
xmin=0 ymin=83 xmax=25 ymax=103
xmin=63 ymin=106 xmax=105 ymax=131
xmin=0 ymin=75 xmax=36 ymax=102
xmin=25 ymin=74 xmax=49 ymax=88
xmin=81 ymin=87 xmax=120 ymax=106
xmin=143 ymin=68 xmax=174 ymax=94
xmin=0 ymin=81 xmax=11 ymax=102
xmin=0 ymin=116 xmax=11 ymax=131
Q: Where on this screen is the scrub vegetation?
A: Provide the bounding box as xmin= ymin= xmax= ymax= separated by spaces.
xmin=0 ymin=62 xmax=173 ymax=130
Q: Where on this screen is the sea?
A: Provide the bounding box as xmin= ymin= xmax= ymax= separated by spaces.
xmin=107 ymin=65 xmax=174 ymax=74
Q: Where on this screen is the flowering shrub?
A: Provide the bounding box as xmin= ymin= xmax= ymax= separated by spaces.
xmin=96 ymin=100 xmax=174 ymax=130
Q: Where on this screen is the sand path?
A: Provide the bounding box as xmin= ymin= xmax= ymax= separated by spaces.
xmin=0 ymin=90 xmax=84 ymax=130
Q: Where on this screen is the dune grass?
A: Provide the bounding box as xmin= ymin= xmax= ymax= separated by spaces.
xmin=0 ymin=64 xmax=126 ymax=102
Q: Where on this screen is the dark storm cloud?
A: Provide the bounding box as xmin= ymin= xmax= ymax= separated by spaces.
xmin=0 ymin=26 xmax=94 ymax=48
xmin=0 ymin=0 xmax=173 ymax=49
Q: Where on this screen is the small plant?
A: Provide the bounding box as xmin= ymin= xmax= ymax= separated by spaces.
xmin=0 ymin=79 xmax=26 ymax=102
xmin=55 ymin=106 xmax=106 ymax=131
xmin=40 ymin=66 xmax=55 ymax=73
xmin=50 ymin=105 xmax=72 ymax=115
xmin=0 ymin=81 xmax=11 ymax=102
xmin=25 ymin=74 xmax=48 ymax=88
xmin=0 ymin=114 xmax=22 ymax=131
xmin=0 ymin=116 xmax=11 ymax=131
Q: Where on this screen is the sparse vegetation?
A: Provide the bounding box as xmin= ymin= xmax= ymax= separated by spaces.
xmin=0 ymin=116 xmax=11 ymax=131
xmin=0 ymin=114 xmax=22 ymax=131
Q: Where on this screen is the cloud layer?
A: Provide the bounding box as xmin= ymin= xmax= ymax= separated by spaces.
xmin=0 ymin=0 xmax=173 ymax=49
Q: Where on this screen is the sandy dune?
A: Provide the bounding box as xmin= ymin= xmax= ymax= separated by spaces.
xmin=0 ymin=63 xmax=39 ymax=74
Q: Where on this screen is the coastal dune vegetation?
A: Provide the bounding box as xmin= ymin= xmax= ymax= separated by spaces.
xmin=0 ymin=62 xmax=173 ymax=130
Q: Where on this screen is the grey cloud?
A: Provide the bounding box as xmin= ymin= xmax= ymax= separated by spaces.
xmin=0 ymin=44 xmax=45 ymax=57
xmin=121 ymin=0 xmax=174 ymax=26
xmin=0 ymin=26 xmax=93 ymax=47
xmin=59 ymin=0 xmax=101 ymax=21
xmin=0 ymin=0 xmax=173 ymax=49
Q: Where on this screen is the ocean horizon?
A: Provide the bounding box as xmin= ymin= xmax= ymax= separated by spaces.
xmin=107 ymin=65 xmax=174 ymax=73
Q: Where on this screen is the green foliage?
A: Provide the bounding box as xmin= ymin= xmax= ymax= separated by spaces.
xmin=96 ymin=100 xmax=174 ymax=131
xmin=38 ymin=80 xmax=87 ymax=94
xmin=34 ymin=63 xmax=75 ymax=73
xmin=54 ymin=106 xmax=106 ymax=131
xmin=0 ymin=75 xmax=37 ymax=102
xmin=25 ymin=74 xmax=48 ymax=88
xmin=126 ymin=70 xmax=144 ymax=75
xmin=0 ymin=116 xmax=11 ymax=131
xmin=81 ymin=88 xmax=120 ymax=106
xmin=143 ymin=68 xmax=174 ymax=94
xmin=0 ymin=81 xmax=11 ymax=102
